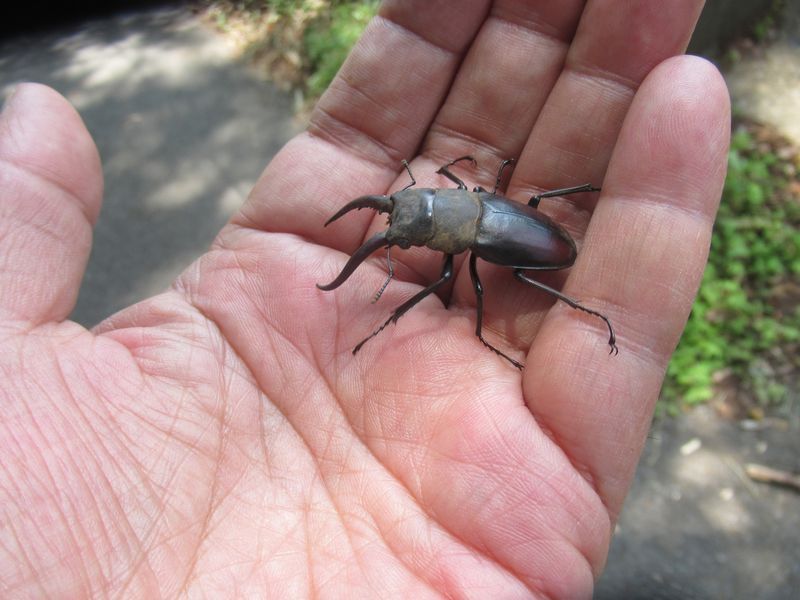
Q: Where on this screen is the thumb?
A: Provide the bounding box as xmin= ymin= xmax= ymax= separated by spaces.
xmin=0 ymin=83 xmax=102 ymax=326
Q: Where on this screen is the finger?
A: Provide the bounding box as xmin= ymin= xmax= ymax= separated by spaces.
xmin=0 ymin=84 xmax=102 ymax=326
xmin=349 ymin=1 xmax=593 ymax=290
xmin=420 ymin=1 xmax=586 ymax=169
xmin=510 ymin=0 xmax=705 ymax=230
xmin=449 ymin=0 xmax=704 ymax=352
xmin=232 ymin=0 xmax=492 ymax=254
xmin=352 ymin=2 xmax=589 ymax=289
xmin=524 ymin=56 xmax=730 ymax=518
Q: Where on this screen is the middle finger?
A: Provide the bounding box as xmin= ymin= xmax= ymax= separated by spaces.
xmin=368 ymin=0 xmax=591 ymax=289
xmin=448 ymin=0 xmax=704 ymax=354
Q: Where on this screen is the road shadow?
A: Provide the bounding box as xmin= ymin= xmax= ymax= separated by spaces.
xmin=0 ymin=6 xmax=297 ymax=325
xmin=597 ymin=406 xmax=800 ymax=598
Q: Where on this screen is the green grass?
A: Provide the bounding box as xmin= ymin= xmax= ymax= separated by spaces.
xmin=662 ymin=125 xmax=800 ymax=411
xmin=203 ymin=1 xmax=378 ymax=99
xmin=303 ymin=1 xmax=379 ymax=97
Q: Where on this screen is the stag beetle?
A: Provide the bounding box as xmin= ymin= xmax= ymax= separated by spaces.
xmin=317 ymin=156 xmax=618 ymax=369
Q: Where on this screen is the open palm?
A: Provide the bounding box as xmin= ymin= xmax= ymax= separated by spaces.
xmin=1 ymin=2 xmax=729 ymax=597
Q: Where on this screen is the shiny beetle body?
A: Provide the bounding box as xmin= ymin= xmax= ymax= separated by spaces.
xmin=386 ymin=187 xmax=576 ymax=269
xmin=317 ymin=156 xmax=617 ymax=369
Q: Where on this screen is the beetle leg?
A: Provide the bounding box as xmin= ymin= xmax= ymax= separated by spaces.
xmin=492 ymin=158 xmax=516 ymax=194
xmin=371 ymin=247 xmax=394 ymax=303
xmin=353 ymin=254 xmax=454 ymax=354
xmin=469 ymin=254 xmax=523 ymax=369
xmin=529 ymin=183 xmax=600 ymax=208
xmin=400 ymin=160 xmax=417 ymax=191
xmin=436 ymin=156 xmax=476 ymax=190
xmin=514 ymin=270 xmax=618 ymax=355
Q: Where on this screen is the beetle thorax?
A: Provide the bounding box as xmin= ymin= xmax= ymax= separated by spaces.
xmin=385 ymin=189 xmax=436 ymax=249
xmin=385 ymin=188 xmax=482 ymax=254
xmin=425 ymin=188 xmax=481 ymax=254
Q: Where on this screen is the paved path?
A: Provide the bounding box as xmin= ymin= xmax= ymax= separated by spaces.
xmin=0 ymin=6 xmax=297 ymax=325
xmin=725 ymin=2 xmax=800 ymax=145
xmin=2 ymin=5 xmax=798 ymax=598
xmin=597 ymin=406 xmax=799 ymax=598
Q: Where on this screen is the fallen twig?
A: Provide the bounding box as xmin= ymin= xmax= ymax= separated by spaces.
xmin=745 ymin=463 xmax=800 ymax=492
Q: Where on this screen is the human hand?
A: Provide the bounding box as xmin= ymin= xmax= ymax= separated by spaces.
xmin=0 ymin=1 xmax=728 ymax=597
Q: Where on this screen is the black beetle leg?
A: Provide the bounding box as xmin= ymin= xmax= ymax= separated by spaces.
xmin=529 ymin=183 xmax=600 ymax=208
xmin=400 ymin=159 xmax=417 ymax=191
xmin=514 ymin=270 xmax=618 ymax=355
xmin=353 ymin=254 xmax=454 ymax=354
xmin=469 ymin=254 xmax=524 ymax=369
xmin=474 ymin=158 xmax=515 ymax=194
xmin=436 ymin=156 xmax=476 ymax=190
xmin=492 ymin=158 xmax=516 ymax=194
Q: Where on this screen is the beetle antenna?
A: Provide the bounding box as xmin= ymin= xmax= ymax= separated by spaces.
xmin=372 ymin=247 xmax=394 ymax=303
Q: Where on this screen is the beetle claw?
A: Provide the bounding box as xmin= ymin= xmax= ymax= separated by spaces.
xmin=324 ymin=195 xmax=394 ymax=226
xmin=317 ymin=231 xmax=389 ymax=291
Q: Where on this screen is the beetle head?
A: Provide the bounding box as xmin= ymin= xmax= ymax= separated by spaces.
xmin=383 ymin=188 xmax=436 ymax=249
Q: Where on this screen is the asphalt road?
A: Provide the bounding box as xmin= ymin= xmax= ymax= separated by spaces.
xmin=0 ymin=6 xmax=297 ymax=326
xmin=1 ymin=5 xmax=798 ymax=598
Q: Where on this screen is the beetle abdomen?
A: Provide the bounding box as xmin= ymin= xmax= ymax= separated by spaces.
xmin=473 ymin=195 xmax=576 ymax=269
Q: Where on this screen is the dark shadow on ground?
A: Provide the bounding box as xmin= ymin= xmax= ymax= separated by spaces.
xmin=597 ymin=406 xmax=800 ymax=599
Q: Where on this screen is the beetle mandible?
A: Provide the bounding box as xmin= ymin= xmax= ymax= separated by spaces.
xmin=317 ymin=156 xmax=618 ymax=369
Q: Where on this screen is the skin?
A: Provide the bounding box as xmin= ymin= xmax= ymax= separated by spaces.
xmin=0 ymin=1 xmax=729 ymax=598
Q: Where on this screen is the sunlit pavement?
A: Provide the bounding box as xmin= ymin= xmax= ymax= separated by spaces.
xmin=725 ymin=3 xmax=800 ymax=147
xmin=0 ymin=6 xmax=297 ymax=326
